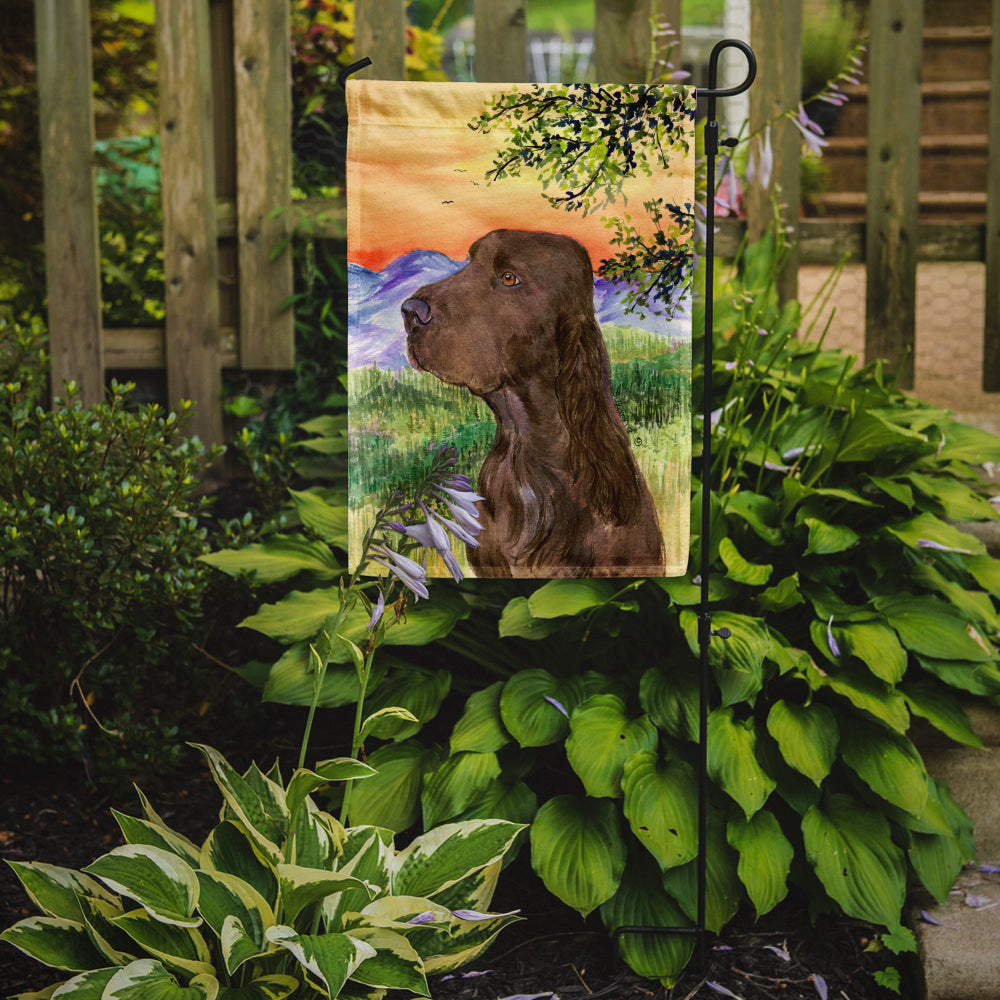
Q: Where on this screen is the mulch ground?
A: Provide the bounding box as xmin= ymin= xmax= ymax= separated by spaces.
xmin=1 ymin=740 xmax=913 ymax=1000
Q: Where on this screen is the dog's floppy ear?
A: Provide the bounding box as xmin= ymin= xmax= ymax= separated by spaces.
xmin=554 ymin=311 xmax=643 ymax=525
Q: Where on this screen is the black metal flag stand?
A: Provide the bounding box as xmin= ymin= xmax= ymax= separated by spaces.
xmin=613 ymin=38 xmax=756 ymax=972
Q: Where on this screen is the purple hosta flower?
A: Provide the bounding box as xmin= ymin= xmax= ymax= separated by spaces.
xmin=812 ymin=974 xmax=828 ymax=1000
xmin=763 ymin=944 xmax=791 ymax=962
xmin=706 ymin=983 xmax=742 ymax=999
xmin=917 ymin=538 xmax=973 ymax=555
xmin=827 ymin=615 xmax=842 ymax=658
xmin=747 ymin=125 xmax=774 ymax=191
xmin=791 ymin=104 xmax=828 ymax=157
xmin=979 ymin=864 xmax=1000 ymax=874
xmin=715 ymin=158 xmax=741 ymax=216
xmin=371 ymin=544 xmax=429 ymax=601
xmin=399 ymin=503 xmax=464 ymax=582
xmin=544 ymin=695 xmax=569 ymax=718
xmin=407 ymin=911 xmax=438 ymax=925
xmin=367 ymin=590 xmax=385 ymax=631
xmin=451 ymin=908 xmax=521 ymax=921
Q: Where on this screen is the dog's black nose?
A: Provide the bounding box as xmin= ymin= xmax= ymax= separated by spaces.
xmin=401 ymin=297 xmax=432 ymax=326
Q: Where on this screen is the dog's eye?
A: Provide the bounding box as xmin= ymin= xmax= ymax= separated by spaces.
xmin=499 ymin=270 xmax=520 ymax=287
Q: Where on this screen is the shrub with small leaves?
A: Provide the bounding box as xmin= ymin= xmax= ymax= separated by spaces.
xmin=0 ymin=317 xmax=220 ymax=782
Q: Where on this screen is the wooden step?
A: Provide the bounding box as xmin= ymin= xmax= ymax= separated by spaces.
xmin=822 ymin=134 xmax=989 ymax=193
xmin=922 ymin=25 xmax=993 ymax=83
xmin=814 ymin=190 xmax=987 ymax=222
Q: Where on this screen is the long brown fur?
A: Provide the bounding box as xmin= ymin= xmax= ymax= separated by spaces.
xmin=402 ymin=229 xmax=664 ymax=578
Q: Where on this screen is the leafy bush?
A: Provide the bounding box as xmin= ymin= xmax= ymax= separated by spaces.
xmin=1 ymin=743 xmax=524 ymax=997
xmin=0 ymin=317 xmax=219 ymax=782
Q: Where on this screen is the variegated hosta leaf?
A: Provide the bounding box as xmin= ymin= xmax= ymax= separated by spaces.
xmin=4 ymin=861 xmax=118 ymax=922
xmin=277 ymin=865 xmax=376 ymax=925
xmin=323 ymin=829 xmax=393 ymax=931
xmin=421 ymin=752 xmax=502 ymax=829
xmin=450 ymin=682 xmax=511 ymax=754
xmin=78 ymin=894 xmax=136 ymax=966
xmin=621 ymin=751 xmax=699 ymax=871
xmin=565 ymin=695 xmax=658 ymax=799
xmin=288 ymin=802 xmax=344 ymax=870
xmin=345 ymin=926 xmax=429 ymax=995
xmin=421 ymin=906 xmax=523 ymax=975
xmin=765 ymin=700 xmax=838 ymax=786
xmin=391 ymin=820 xmax=524 ymax=901
xmin=802 ymin=793 xmax=906 ymax=926
xmin=599 ymin=853 xmax=694 ymax=987
xmin=195 ymin=871 xmax=274 ymax=974
xmin=44 ymin=966 xmax=118 ymax=997
xmin=727 ymin=810 xmax=793 ymax=917
xmin=706 ymin=707 xmax=776 ymax=819
xmin=112 ymin=811 xmax=202 ymax=868
xmin=83 ymin=845 xmax=200 ymax=928
xmin=214 ymin=974 xmax=300 ymax=1000
xmin=421 ymin=860 xmax=501 ymax=918
xmin=190 ymin=745 xmax=288 ymax=863
xmin=200 ymin=822 xmax=278 ymax=910
xmin=102 ymin=958 xmax=218 ymax=999
xmin=529 ymin=795 xmax=626 ymax=917
xmin=0 ymin=916 xmax=107 ymax=971
xmin=285 ymin=760 xmax=375 ymax=823
xmin=110 ymin=908 xmax=214 ymax=979
xmin=265 ymin=926 xmax=376 ymax=998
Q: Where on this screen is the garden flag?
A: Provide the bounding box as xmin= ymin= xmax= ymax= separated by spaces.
xmin=347 ymin=80 xmax=696 ymax=579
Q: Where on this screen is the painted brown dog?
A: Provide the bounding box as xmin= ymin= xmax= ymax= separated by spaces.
xmin=402 ymin=229 xmax=664 ymax=578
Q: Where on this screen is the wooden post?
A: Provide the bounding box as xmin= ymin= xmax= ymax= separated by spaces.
xmin=594 ymin=0 xmax=652 ymax=83
xmin=864 ymin=0 xmax=923 ymax=390
xmin=157 ymin=0 xmax=223 ymax=444
xmin=474 ymin=0 xmax=527 ymax=82
xmin=746 ymin=0 xmax=801 ymax=304
xmin=233 ymin=0 xmax=294 ymax=369
xmin=983 ymin=0 xmax=1000 ymax=390
xmin=34 ymin=0 xmax=104 ymax=405
xmin=354 ymin=0 xmax=406 ymax=80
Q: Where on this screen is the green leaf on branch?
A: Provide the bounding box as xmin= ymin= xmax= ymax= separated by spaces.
xmin=727 ymin=810 xmax=793 ymax=917
xmin=451 ymin=682 xmax=511 ymax=754
xmin=765 ymin=700 xmax=838 ymax=786
xmin=707 ymin=708 xmax=776 ymax=818
xmin=719 ymin=537 xmax=773 ymax=585
xmin=499 ymin=670 xmax=584 ymax=747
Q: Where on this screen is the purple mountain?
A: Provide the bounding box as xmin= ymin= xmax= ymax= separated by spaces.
xmin=348 ymin=249 xmax=690 ymax=371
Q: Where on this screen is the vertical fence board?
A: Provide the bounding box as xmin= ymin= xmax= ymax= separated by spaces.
xmin=746 ymin=0 xmax=801 ymax=303
xmin=157 ymin=0 xmax=222 ymax=444
xmin=474 ymin=0 xmax=527 ymax=82
xmin=594 ymin=0 xmax=652 ymax=83
xmin=355 ymin=0 xmax=406 ymax=80
xmin=865 ymin=0 xmax=923 ymax=389
xmin=983 ymin=0 xmax=1000 ymax=390
xmin=233 ymin=0 xmax=294 ymax=369
xmin=34 ymin=0 xmax=103 ymax=404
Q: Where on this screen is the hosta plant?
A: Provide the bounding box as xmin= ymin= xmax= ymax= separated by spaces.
xmin=1 ymin=744 xmax=523 ymax=999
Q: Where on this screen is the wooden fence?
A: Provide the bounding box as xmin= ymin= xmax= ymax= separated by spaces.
xmin=33 ymin=0 xmax=1000 ymax=445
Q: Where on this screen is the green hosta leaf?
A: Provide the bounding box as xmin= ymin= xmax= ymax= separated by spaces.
xmin=111 ymin=908 xmax=214 ymax=978
xmin=621 ymin=751 xmax=698 ymax=870
xmin=260 ymin=643 xmax=387 ymax=709
xmin=806 ymin=660 xmax=910 ymax=732
xmin=451 ymin=682 xmax=511 ymax=754
xmin=190 ymin=746 xmax=287 ymax=862
xmin=886 ymin=512 xmax=985 ymax=557
xmin=901 ymin=680 xmax=982 ymax=748
xmin=289 ymin=488 xmax=348 ymax=545
xmin=839 ymin=718 xmax=929 ymax=817
xmin=680 ymin=610 xmax=770 ymax=706
xmin=866 ymin=474 xmax=914 ymax=509
xmin=755 ymin=573 xmax=804 ymax=614
xmin=346 ymin=926 xmax=428 ymax=994
xmin=4 ymin=862 xmax=118 ymax=922
xmin=453 ymin=779 xmax=538 ymax=827
xmin=707 ymin=708 xmax=776 ymax=819
xmin=195 ymin=871 xmax=273 ymax=974
xmin=639 ymin=664 xmax=699 ymax=742
xmin=265 ymin=926 xmax=375 ymax=997
xmin=527 ymin=578 xmax=616 ymax=617
xmin=835 ymin=621 xmax=907 ymax=684
xmin=916 ymin=655 xmax=1000 ymax=697
xmin=0 ymin=916 xmax=107 ymax=971
xmin=655 ymin=573 xmax=737 ymax=606
xmin=83 ymin=846 xmax=200 ymax=928
xmin=835 ymin=410 xmax=927 ymax=463
xmin=530 ymin=795 xmax=626 ymax=917
xmin=565 ymin=695 xmax=657 ymax=798
xmin=874 ymin=594 xmax=995 ymax=662
xmin=200 ymin=536 xmax=341 ymax=584
xmin=421 ymin=751 xmax=502 ymax=828
xmin=103 ymin=959 xmax=218 ymax=1000
xmin=909 ymin=824 xmax=966 ymax=905
xmin=727 ymin=811 xmax=793 ymax=918
xmin=362 ymin=667 xmax=451 ymax=740
xmin=600 ymin=853 xmax=694 ymax=987
xmin=216 ymin=975 xmax=299 ymax=1000
xmin=200 ymin=822 xmax=278 ymax=910
xmin=724 ymin=490 xmax=784 ymax=545
xmin=112 ymin=812 xmax=201 ymax=868
xmin=911 ymin=562 xmax=1000 ymax=632
xmin=347 ymin=740 xmax=442 ymax=832
xmin=802 ymin=517 xmax=859 ymax=556
xmin=802 ymin=793 xmax=906 ymax=926
xmin=967 ymin=553 xmax=1000 ymax=597
xmin=661 ymin=811 xmax=741 ymax=933
xmin=906 ymin=472 xmax=998 ymax=521
xmin=935 ymin=421 xmax=1000 ymax=464
xmin=718 ymin=537 xmax=772 ymax=586
xmin=499 ymin=670 xmax=584 ymax=747
xmin=392 ymin=820 xmax=524 ymax=900
xmin=497 ymin=596 xmax=564 ymax=639
xmin=277 ymin=865 xmax=374 ymax=925
xmin=765 ymin=701 xmax=838 ymax=786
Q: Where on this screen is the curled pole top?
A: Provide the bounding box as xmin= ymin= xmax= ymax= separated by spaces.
xmin=696 ymin=39 xmax=756 ymax=114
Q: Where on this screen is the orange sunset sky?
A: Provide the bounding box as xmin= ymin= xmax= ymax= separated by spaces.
xmin=346 ymin=80 xmax=694 ymax=274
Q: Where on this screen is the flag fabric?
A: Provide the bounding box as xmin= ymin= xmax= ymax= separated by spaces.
xmin=347 ymin=79 xmax=696 ymax=579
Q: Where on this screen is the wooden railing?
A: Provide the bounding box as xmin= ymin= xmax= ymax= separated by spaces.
xmin=32 ymin=0 xmax=1000 ymax=445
